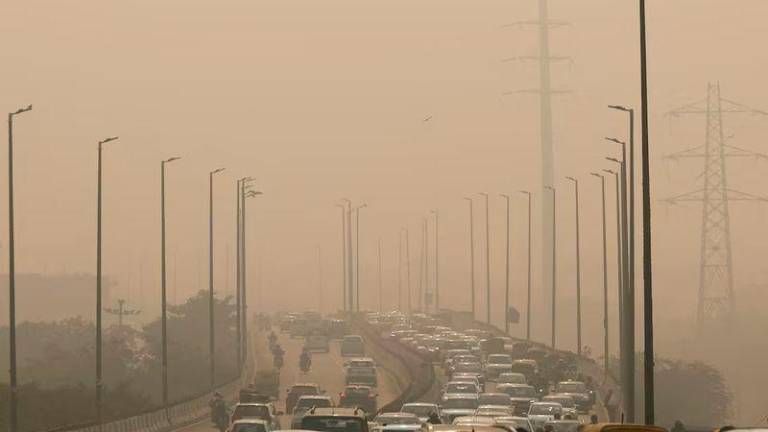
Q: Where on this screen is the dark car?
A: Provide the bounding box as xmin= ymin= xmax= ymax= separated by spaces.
xmin=339 ymin=385 xmax=378 ymax=414
xmin=341 ymin=335 xmax=366 ymax=357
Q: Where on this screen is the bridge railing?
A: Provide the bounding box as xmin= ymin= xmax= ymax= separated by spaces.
xmin=48 ymin=333 xmax=257 ymax=432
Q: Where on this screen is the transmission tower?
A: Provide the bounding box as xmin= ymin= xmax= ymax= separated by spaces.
xmin=104 ymin=299 xmax=141 ymax=328
xmin=503 ymin=0 xmax=570 ymax=297
xmin=664 ymin=82 xmax=768 ymax=331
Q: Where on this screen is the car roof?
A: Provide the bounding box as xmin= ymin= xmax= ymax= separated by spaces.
xmin=443 ymin=393 xmax=479 ymax=399
xmin=297 ymin=395 xmax=332 ymax=400
xmin=377 ymin=412 xmax=420 ymax=418
xmin=236 ymin=403 xmax=272 ymax=407
xmin=232 ymin=419 xmax=270 ymax=425
xmin=480 ymin=393 xmax=510 ymax=397
xmin=349 ymin=357 xmax=375 ymax=361
xmin=291 ymin=383 xmax=320 ymax=388
xmin=304 ymin=407 xmax=367 ymax=417
xmin=429 ymin=426 xmax=506 ymax=432
xmin=497 ymin=383 xmax=533 ymax=388
xmin=402 ymin=402 xmax=438 ymax=407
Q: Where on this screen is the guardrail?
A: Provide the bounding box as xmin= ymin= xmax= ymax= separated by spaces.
xmin=353 ymin=319 xmax=437 ymax=414
xmin=48 ymin=333 xmax=257 ymax=432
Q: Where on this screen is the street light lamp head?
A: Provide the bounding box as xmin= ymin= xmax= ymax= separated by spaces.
xmin=211 ymin=167 xmax=225 ymax=175
xmin=479 ymin=192 xmax=489 ymax=197
xmin=11 ymin=105 xmax=33 ymax=116
xmin=99 ymin=136 xmax=119 ymax=145
xmin=544 ymin=185 xmax=555 ymax=190
xmin=608 ymin=104 xmax=632 ymax=112
xmin=463 ymin=197 xmax=473 ymax=202
xmin=246 ymin=191 xmax=263 ymax=198
xmin=164 ymin=157 xmax=181 ymax=163
xmin=499 ymin=193 xmax=510 ymax=199
xmin=518 ymin=190 xmax=531 ymax=196
xmin=604 ymin=137 xmax=626 ymax=145
xmin=603 ymin=169 xmax=617 ymax=175
xmin=606 ymin=157 xmax=622 ymax=164
xmin=566 ymin=176 xmax=577 ymax=182
xmin=590 ymin=172 xmax=603 ymax=178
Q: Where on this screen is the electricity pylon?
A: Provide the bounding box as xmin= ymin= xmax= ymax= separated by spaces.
xmin=104 ymin=299 xmax=140 ymax=328
xmin=502 ymin=0 xmax=570 ymax=299
xmin=665 ymin=82 xmax=768 ymax=331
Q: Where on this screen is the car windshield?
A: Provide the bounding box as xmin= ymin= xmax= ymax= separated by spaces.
xmin=446 ymin=383 xmax=478 ymax=393
xmin=302 ymin=417 xmax=365 ymax=432
xmin=297 ymin=398 xmax=332 ymax=409
xmin=233 ymin=424 xmax=266 ymax=432
xmin=499 ymin=374 xmax=526 ymax=384
xmin=401 ymin=405 xmax=437 ymax=417
xmin=479 ymin=395 xmax=511 ymax=405
xmin=544 ymin=397 xmax=574 ymax=408
xmin=529 ymin=404 xmax=562 ymax=415
xmin=235 ymin=406 xmax=270 ymax=419
xmin=443 ymin=398 xmax=479 ymax=410
xmin=488 ymin=355 xmax=513 ymax=364
xmin=557 ymin=383 xmax=586 ymax=393
xmin=349 ymin=360 xmax=374 ymax=367
xmin=502 ymin=386 xmax=536 ymax=398
xmin=454 ymin=363 xmax=482 ymax=373
xmin=375 ymin=414 xmax=420 ymax=425
xmin=345 ymin=387 xmax=371 ymax=396
xmin=292 ymin=386 xmax=319 ymax=395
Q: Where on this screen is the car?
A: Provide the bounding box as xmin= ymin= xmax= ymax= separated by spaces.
xmin=341 ymin=335 xmax=366 ymax=357
xmin=484 ymin=355 xmax=514 ymax=381
xmin=475 ymin=405 xmax=514 ymax=417
xmin=346 ymin=358 xmax=376 ymax=369
xmin=231 ymin=403 xmax=282 ymax=431
xmin=286 ymin=383 xmax=322 ymax=413
xmin=329 ymin=319 xmax=349 ymax=339
xmin=373 ymin=412 xmax=422 ymax=427
xmin=305 ymin=334 xmax=330 ymax=353
xmin=291 ymin=395 xmax=335 ymax=429
xmin=540 ymin=395 xmax=577 ymax=420
xmin=440 ymin=394 xmax=480 ymax=424
xmin=554 ymin=381 xmax=594 ymax=413
xmin=509 ymin=360 xmax=538 ymax=380
xmin=497 ymin=373 xmax=527 ymax=385
xmin=443 ymin=381 xmax=480 ymax=396
xmin=345 ymin=366 xmax=377 ymax=387
xmin=494 ymin=416 xmax=534 ymax=432
xmin=495 ymin=384 xmax=538 ymax=416
xmin=544 ymin=420 xmax=580 ymax=432
xmin=228 ymin=419 xmax=272 ymax=432
xmin=400 ymin=402 xmax=441 ymax=424
xmin=300 ymin=407 xmax=369 ymax=432
xmin=450 ymin=363 xmax=484 ymax=385
xmin=478 ymin=393 xmax=512 ymax=407
xmin=339 ymin=385 xmax=378 ymax=414
xmin=291 ymin=319 xmax=310 ymax=338
xmin=452 ymin=416 xmax=496 ymax=426
xmin=527 ymin=403 xmax=563 ymax=429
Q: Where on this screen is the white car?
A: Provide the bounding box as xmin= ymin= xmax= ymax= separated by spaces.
xmin=527 ymin=402 xmax=563 ymax=429
xmin=497 ymin=372 xmax=527 ymax=385
xmin=400 ymin=402 xmax=441 ymax=423
xmin=228 ymin=419 xmax=271 ymax=432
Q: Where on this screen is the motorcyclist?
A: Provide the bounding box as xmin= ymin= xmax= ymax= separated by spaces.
xmin=299 ymin=347 xmax=312 ymax=372
xmin=273 ymin=344 xmax=285 ymax=369
xmin=209 ymin=392 xmax=227 ymax=423
xmin=268 ymin=331 xmax=278 ymax=349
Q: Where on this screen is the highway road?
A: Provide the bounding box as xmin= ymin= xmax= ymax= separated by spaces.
xmin=173 ymin=329 xmax=403 ymax=432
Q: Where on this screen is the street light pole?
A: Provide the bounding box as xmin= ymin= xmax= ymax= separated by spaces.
xmin=479 ymin=193 xmax=491 ymax=324
xmin=463 ymin=198 xmax=476 ymax=318
xmin=160 ymin=156 xmax=180 ymax=407
xmin=424 ymin=217 xmax=430 ymax=312
xmin=545 ymin=186 xmax=557 ymax=349
xmin=519 ymin=191 xmax=532 ymax=341
xmin=639 ymin=0 xmax=656 ymax=422
xmin=592 ymin=172 xmax=609 ymax=377
xmin=398 ymin=231 xmax=403 ymax=311
xmin=342 ymin=199 xmax=353 ymax=313
xmin=336 ymin=204 xmax=347 ymax=312
xmin=96 ymin=135 xmax=118 ymax=428
xmin=404 ymin=228 xmax=411 ymax=313
xmin=242 ymin=188 xmax=262 ymax=360
xmin=235 ymin=179 xmax=243 ymax=370
xmin=604 ymin=168 xmax=624 ymax=377
xmin=500 ymin=194 xmax=511 ymax=334
xmin=566 ymin=177 xmax=582 ymax=356
xmin=354 ymin=204 xmax=366 ymax=312
xmin=378 ymin=238 xmax=383 ymax=313
xmin=432 ymin=210 xmax=439 ymax=311
xmin=208 ymin=167 xmax=225 ymax=389
xmin=7 ymin=105 xmax=32 ymax=432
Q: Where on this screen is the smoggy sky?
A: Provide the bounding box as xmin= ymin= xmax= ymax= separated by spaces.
xmin=2 ymin=0 xmax=768 ymax=420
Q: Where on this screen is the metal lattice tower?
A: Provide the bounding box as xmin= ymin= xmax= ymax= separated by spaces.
xmin=665 ymin=83 xmax=768 ymax=330
xmin=503 ymin=0 xmax=570 ymax=305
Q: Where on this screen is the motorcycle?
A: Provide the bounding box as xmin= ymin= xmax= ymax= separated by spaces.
xmin=299 ymin=356 xmax=311 ymax=373
xmin=274 ymin=353 xmax=284 ymax=370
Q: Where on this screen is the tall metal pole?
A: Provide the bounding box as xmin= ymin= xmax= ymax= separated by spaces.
xmin=404 ymin=228 xmax=411 ymax=313
xmin=464 ymin=198 xmax=476 ymax=318
xmin=209 ymin=168 xmax=225 ymax=389
xmin=354 ymin=204 xmax=366 ymax=312
xmin=398 ymin=231 xmax=403 ymax=311
xmin=343 ymin=199 xmax=353 ymax=313
xmin=378 ymin=238 xmax=383 ymax=313
xmin=566 ymin=177 xmax=582 ymax=356
xmin=96 ymin=135 xmax=117 ymax=428
xmin=519 ymin=191 xmax=532 ymax=341
xmin=235 ymin=180 xmax=242 ymax=371
xmin=639 ymin=0 xmax=655 ymax=423
xmin=161 ymin=157 xmax=180 ymax=406
xmin=480 ymin=193 xmax=491 ymax=324
xmin=425 ymin=217 xmax=430 ymax=312
xmin=592 ymin=173 xmax=610 ymax=377
xmin=336 ymin=204 xmax=347 ymax=312
xmin=545 ymin=186 xmax=557 ymax=349
xmin=418 ymin=221 xmax=424 ymax=312
xmin=8 ymin=105 xmax=31 ymax=432
xmin=500 ymin=194 xmax=511 ymax=334
xmin=432 ymin=210 xmax=439 ymax=310
xmin=242 ymin=188 xmax=261 ymax=359
xmin=605 ymin=169 xmax=625 ymax=379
